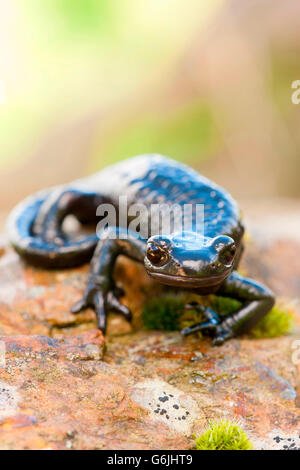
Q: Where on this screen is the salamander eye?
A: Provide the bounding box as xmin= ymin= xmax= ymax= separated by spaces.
xmin=218 ymin=244 xmax=236 ymax=267
xmin=146 ymin=243 xmax=168 ymax=266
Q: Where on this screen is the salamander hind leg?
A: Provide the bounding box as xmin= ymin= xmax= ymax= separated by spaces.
xmin=181 ymin=271 xmax=275 ymax=346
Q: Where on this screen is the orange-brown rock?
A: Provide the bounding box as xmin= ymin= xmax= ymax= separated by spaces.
xmin=0 ymin=236 xmax=299 ymax=449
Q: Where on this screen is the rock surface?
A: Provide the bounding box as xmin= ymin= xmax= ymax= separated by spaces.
xmin=0 ymin=231 xmax=299 ymax=449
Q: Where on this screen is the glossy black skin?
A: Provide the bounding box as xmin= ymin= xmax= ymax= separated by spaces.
xmin=7 ymin=154 xmax=275 ymax=345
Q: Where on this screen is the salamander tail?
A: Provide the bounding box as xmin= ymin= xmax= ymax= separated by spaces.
xmin=7 ymin=190 xmax=98 ymax=268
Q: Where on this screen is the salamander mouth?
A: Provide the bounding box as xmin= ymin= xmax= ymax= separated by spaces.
xmin=146 ymin=271 xmax=230 ymax=288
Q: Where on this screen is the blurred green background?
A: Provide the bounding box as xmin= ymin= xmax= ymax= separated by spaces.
xmin=1 ymin=0 xmax=300 ymax=218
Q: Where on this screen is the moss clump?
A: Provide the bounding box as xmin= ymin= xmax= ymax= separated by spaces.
xmin=142 ymin=296 xmax=184 ymax=331
xmin=210 ymin=296 xmax=242 ymax=316
xmin=249 ymin=305 xmax=294 ymax=339
xmin=193 ymin=420 xmax=253 ymax=450
xmin=142 ymin=295 xmax=294 ymax=339
xmin=142 ymin=294 xmax=242 ymax=333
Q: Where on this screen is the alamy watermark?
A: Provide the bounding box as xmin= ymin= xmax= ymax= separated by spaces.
xmin=291 ymin=80 xmax=300 ymax=105
xmin=291 ymin=340 xmax=300 ymax=365
xmin=95 ymin=196 xmax=205 ymax=240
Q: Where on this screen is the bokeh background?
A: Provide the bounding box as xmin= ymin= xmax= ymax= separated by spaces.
xmin=1 ymin=0 xmax=300 ymax=233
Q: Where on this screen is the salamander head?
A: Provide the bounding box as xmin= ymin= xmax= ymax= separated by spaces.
xmin=144 ymin=232 xmax=236 ymax=288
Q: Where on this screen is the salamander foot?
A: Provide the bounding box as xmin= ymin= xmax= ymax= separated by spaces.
xmin=181 ymin=303 xmax=233 ymax=346
xmin=71 ymin=279 xmax=131 ymax=333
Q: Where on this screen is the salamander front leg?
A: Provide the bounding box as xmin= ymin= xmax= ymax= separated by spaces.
xmin=182 ymin=271 xmax=275 ymax=346
xmin=71 ymin=227 xmax=146 ymax=333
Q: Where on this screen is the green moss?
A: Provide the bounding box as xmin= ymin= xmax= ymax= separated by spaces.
xmin=179 ymin=306 xmax=206 ymax=335
xmin=142 ymin=295 xmax=294 ymax=339
xmin=142 ymin=296 xmax=184 ymax=331
xmin=210 ymin=296 xmax=242 ymax=316
xmin=142 ymin=294 xmax=242 ymax=333
xmin=249 ymin=306 xmax=294 ymax=339
xmin=193 ymin=420 xmax=253 ymax=450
